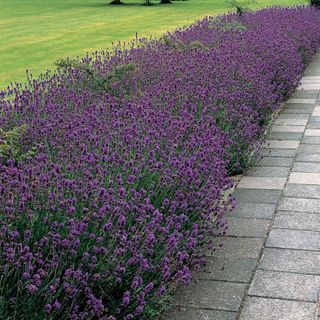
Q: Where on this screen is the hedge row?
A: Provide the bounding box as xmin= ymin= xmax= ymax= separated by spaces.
xmin=0 ymin=6 xmax=320 ymax=320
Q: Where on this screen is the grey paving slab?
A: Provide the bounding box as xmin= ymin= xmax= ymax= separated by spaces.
xmin=289 ymin=172 xmax=320 ymax=184
xmin=168 ymin=308 xmax=237 ymax=320
xmin=279 ymin=197 xmax=320 ymax=212
xmin=233 ymin=189 xmax=282 ymax=204
xmin=305 ymin=69 xmax=320 ymax=76
xmin=208 ymin=237 xmax=264 ymax=259
xmin=264 ymin=140 xmax=300 ymax=149
xmin=273 ymin=211 xmax=320 ymax=231
xmin=292 ymin=161 xmax=320 ymax=172
xmin=259 ymin=248 xmax=320 ymax=275
xmin=255 ymin=156 xmax=294 ymax=167
xmin=296 ymin=153 xmax=320 ymax=162
xmin=199 ymin=257 xmax=257 ymax=283
xmin=302 ymin=136 xmax=320 ymax=144
xmin=245 ymin=166 xmax=290 ymax=178
xmin=312 ymin=106 xmax=320 ymax=116
xmin=298 ymin=144 xmax=320 ymax=153
xmin=270 ymin=125 xmax=305 ymax=132
xmin=275 ymin=113 xmax=310 ymax=120
xmin=286 ymin=98 xmax=316 ymax=104
xmin=305 ymin=129 xmax=320 ymax=136
xmin=174 ymin=280 xmax=246 ymax=311
xmin=298 ymin=84 xmax=320 ymax=90
xmin=237 ymin=177 xmax=286 ymax=190
xmin=249 ymin=270 xmax=320 ymax=302
xmin=282 ymin=109 xmax=312 ymax=114
xmin=309 ymin=116 xmax=320 ymax=123
xmin=290 ymin=90 xmax=319 ymax=99
xmin=266 ymin=228 xmax=320 ymax=251
xmin=260 ymin=148 xmax=297 ymax=157
xmin=267 ymin=132 xmax=303 ymax=140
xmin=284 ymin=184 xmax=320 ymax=199
xmin=226 ymin=202 xmax=276 ymax=219
xmin=240 ymin=297 xmax=316 ymax=320
xmin=307 ymin=122 xmax=320 ymax=129
xmin=227 ymin=217 xmax=270 ymax=238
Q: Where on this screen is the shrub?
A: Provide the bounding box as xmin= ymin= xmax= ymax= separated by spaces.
xmin=1 ymin=6 xmax=320 ymax=320
xmin=226 ymin=0 xmax=256 ymax=16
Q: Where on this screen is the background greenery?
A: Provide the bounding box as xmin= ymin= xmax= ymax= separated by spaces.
xmin=0 ymin=0 xmax=307 ymax=88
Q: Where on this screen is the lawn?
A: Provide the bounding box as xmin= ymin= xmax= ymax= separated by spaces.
xmin=0 ymin=0 xmax=307 ymax=88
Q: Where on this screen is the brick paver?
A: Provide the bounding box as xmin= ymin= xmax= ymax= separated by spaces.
xmin=166 ymin=52 xmax=320 ymax=320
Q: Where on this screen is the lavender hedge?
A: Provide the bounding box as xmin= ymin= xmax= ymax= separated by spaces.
xmin=0 ymin=6 xmax=320 ymax=320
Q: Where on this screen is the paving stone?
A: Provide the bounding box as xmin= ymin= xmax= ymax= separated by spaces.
xmin=298 ymin=144 xmax=320 ymax=153
xmin=226 ymin=202 xmax=276 ymax=219
xmin=286 ymin=98 xmax=316 ymax=104
xmin=264 ymin=140 xmax=300 ymax=149
xmin=266 ymin=228 xmax=320 ymax=251
xmin=208 ymin=237 xmax=264 ymax=259
xmin=302 ymin=136 xmax=320 ymax=144
xmin=282 ymin=109 xmax=312 ymax=114
xmin=270 ymin=125 xmax=305 ymax=133
xmin=305 ymin=129 xmax=320 ymax=136
xmin=199 ymin=256 xmax=257 ymax=283
xmin=245 ymin=166 xmax=290 ymax=178
xmin=298 ymin=84 xmax=320 ymax=90
xmin=259 ymin=248 xmax=320 ymax=275
xmin=227 ymin=217 xmax=270 ymax=238
xmin=274 ymin=118 xmax=308 ymax=125
xmin=286 ymin=102 xmax=316 ymax=109
xmin=312 ymin=106 xmax=320 ymax=116
xmin=237 ymin=177 xmax=286 ymax=190
xmin=291 ymin=90 xmax=318 ymax=99
xmin=277 ymin=113 xmax=310 ymax=120
xmin=284 ymin=184 xmax=320 ymax=199
xmin=285 ymin=106 xmax=314 ymax=114
xmin=301 ymin=75 xmax=320 ymax=81
xmin=255 ymin=156 xmax=294 ymax=167
xmin=273 ymin=211 xmax=320 ymax=231
xmin=267 ymin=132 xmax=303 ymax=140
xmin=279 ymin=196 xmax=320 ymax=212
xmin=240 ymin=297 xmax=316 ymax=320
xmin=306 ymin=69 xmax=320 ymax=76
xmin=289 ymin=172 xmax=320 ymax=184
xmin=260 ymin=148 xmax=296 ymax=157
xmin=249 ymin=270 xmax=320 ymax=301
xmin=292 ymin=162 xmax=320 ymax=172
xmin=168 ymin=307 xmax=237 ymax=320
xmin=307 ymin=122 xmax=320 ymax=129
xmin=309 ymin=116 xmax=320 ymax=123
xmin=233 ymin=189 xmax=282 ymax=204
xmin=296 ymin=153 xmax=320 ymax=162
xmin=174 ymin=280 xmax=246 ymax=311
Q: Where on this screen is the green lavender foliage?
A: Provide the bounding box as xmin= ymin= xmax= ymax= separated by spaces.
xmin=0 ymin=124 xmax=36 ymax=163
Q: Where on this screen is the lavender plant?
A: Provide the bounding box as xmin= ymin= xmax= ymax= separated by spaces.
xmin=0 ymin=6 xmax=320 ymax=319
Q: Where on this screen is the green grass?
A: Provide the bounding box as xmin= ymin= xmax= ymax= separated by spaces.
xmin=0 ymin=0 xmax=307 ymax=88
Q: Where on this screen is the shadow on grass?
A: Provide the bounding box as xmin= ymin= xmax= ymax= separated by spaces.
xmin=84 ymin=1 xmax=165 ymax=8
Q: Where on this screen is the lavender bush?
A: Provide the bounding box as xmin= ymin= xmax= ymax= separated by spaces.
xmin=0 ymin=6 xmax=320 ymax=320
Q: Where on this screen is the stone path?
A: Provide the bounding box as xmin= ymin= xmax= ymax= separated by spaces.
xmin=166 ymin=53 xmax=320 ymax=320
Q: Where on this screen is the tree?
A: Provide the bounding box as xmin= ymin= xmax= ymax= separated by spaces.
xmin=160 ymin=0 xmax=171 ymax=3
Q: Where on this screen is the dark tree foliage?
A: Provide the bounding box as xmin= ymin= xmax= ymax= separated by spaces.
xmin=311 ymin=0 xmax=320 ymax=8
